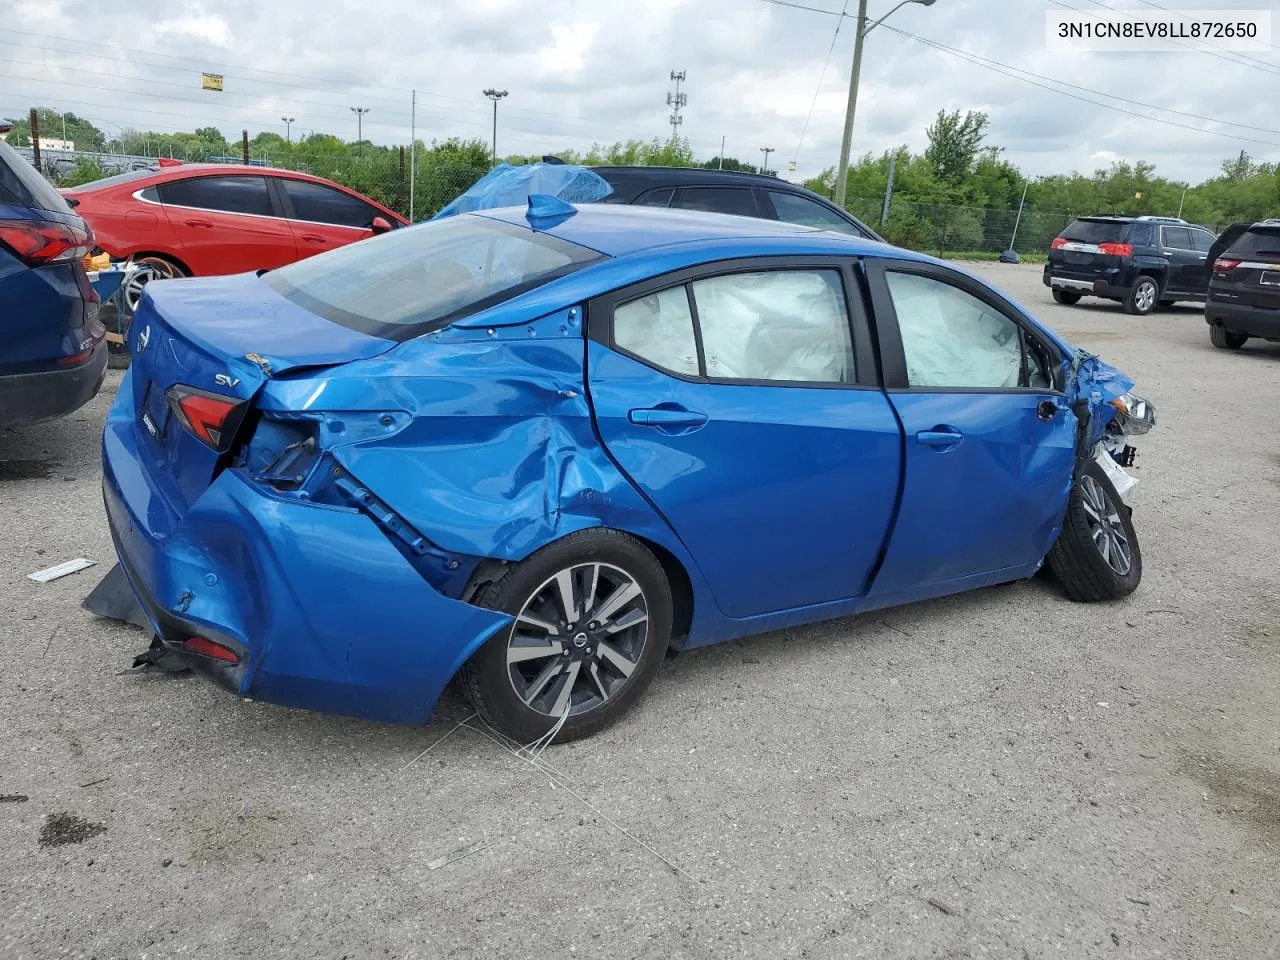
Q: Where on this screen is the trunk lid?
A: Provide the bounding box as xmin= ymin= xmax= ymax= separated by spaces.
xmin=1210 ymin=223 xmax=1280 ymax=309
xmin=127 ymin=272 xmax=398 ymax=517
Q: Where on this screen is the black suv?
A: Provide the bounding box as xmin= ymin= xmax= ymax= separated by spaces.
xmin=587 ymin=166 xmax=884 ymax=242
xmin=1205 ymin=220 xmax=1280 ymax=350
xmin=1043 ymin=215 xmax=1216 ymax=315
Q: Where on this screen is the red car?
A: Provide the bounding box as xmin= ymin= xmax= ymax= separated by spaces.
xmin=64 ymin=162 xmax=408 ymax=311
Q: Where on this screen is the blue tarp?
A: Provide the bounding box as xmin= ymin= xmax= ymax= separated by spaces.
xmin=432 ymin=163 xmax=613 ymax=220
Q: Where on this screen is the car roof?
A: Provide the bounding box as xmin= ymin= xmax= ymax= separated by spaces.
xmin=474 ymin=202 xmax=895 ymax=259
xmin=589 ymin=165 xmax=819 ymax=201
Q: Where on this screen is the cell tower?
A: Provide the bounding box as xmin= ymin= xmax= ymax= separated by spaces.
xmin=666 ymin=70 xmax=687 ymax=143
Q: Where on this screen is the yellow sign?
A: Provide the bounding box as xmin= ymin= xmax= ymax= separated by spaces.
xmin=787 ymin=161 xmax=797 ymax=172
xmin=202 ymin=73 xmax=224 ymax=92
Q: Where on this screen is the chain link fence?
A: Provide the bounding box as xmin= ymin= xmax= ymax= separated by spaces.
xmin=841 ymin=195 xmax=1072 ymax=259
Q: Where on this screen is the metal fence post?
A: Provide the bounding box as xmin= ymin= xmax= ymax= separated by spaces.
xmin=29 ymin=108 xmax=40 ymax=169
xmin=881 ymin=152 xmax=896 ymax=226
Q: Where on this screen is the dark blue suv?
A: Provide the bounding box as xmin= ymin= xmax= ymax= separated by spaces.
xmin=0 ymin=128 xmax=106 ymax=426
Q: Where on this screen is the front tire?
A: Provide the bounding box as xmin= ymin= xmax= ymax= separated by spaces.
xmin=1209 ymin=325 xmax=1248 ymax=350
xmin=1052 ymin=289 xmax=1082 ymax=306
xmin=1047 ymin=458 xmax=1142 ymax=602
xmin=1124 ymin=276 xmax=1160 ymax=315
xmin=459 ymin=529 xmax=672 ymax=743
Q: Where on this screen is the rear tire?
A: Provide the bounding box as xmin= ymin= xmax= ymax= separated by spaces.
xmin=1209 ymin=325 xmax=1248 ymax=350
xmin=1052 ymin=289 xmax=1082 ymax=306
xmin=459 ymin=529 xmax=672 ymax=744
xmin=1047 ymin=458 xmax=1142 ymax=602
xmin=1124 ymin=276 xmax=1160 ymax=315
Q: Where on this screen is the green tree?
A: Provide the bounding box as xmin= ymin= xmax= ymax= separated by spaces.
xmin=924 ymin=110 xmax=991 ymax=186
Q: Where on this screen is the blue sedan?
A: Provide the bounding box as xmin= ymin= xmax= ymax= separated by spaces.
xmin=99 ymin=200 xmax=1155 ymax=742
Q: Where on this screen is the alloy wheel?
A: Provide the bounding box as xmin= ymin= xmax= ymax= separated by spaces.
xmin=1079 ymin=475 xmax=1132 ymax=575
xmin=1134 ymin=280 xmax=1157 ymax=313
xmin=122 ymin=258 xmax=182 ymax=315
xmin=506 ymin=562 xmax=649 ymax=718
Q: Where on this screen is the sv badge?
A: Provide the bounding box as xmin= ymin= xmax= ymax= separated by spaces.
xmin=214 ymin=373 xmax=241 ymax=388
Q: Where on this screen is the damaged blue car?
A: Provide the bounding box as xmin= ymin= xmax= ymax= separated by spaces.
xmin=98 ymin=199 xmax=1156 ymax=742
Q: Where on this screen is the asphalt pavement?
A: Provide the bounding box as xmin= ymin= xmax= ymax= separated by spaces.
xmin=2 ymin=262 xmax=1278 ymax=959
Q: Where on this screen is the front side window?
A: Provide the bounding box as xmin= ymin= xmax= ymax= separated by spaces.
xmin=768 ymin=191 xmax=863 ymax=236
xmin=282 ymin=179 xmax=379 ymax=228
xmin=159 ymin=176 xmax=273 ymax=217
xmin=885 ymin=271 xmax=1035 ymax=390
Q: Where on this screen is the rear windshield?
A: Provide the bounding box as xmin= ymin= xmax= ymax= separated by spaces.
xmin=67 ymin=168 xmax=159 ymax=192
xmin=1227 ymin=226 xmax=1280 ymax=258
xmin=0 ymin=140 xmax=75 ymax=214
xmin=262 ymin=215 xmax=603 ymax=340
xmin=1060 ymin=219 xmax=1129 ymax=244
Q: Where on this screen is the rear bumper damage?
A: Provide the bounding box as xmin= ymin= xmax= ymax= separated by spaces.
xmin=99 ymin=382 xmax=511 ymax=725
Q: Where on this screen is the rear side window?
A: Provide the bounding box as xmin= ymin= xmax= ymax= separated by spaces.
xmin=1061 ymin=219 xmax=1128 ymax=244
xmin=158 ymin=176 xmax=273 ymax=217
xmin=0 ymin=140 xmax=75 ymax=214
xmin=672 ymin=187 xmax=759 ymax=218
xmin=1161 ymin=226 xmax=1193 ymax=250
xmin=1227 ymin=227 xmax=1280 ymax=258
xmin=767 ymin=191 xmax=864 ymax=236
xmin=635 ymin=187 xmax=674 ymax=207
xmin=262 ymin=215 xmax=601 ymax=340
xmin=282 ymin=179 xmax=379 ymax=228
xmin=1126 ymin=222 xmax=1155 ymax=246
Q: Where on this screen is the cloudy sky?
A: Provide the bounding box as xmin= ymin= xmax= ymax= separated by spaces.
xmin=2 ymin=0 xmax=1279 ymax=185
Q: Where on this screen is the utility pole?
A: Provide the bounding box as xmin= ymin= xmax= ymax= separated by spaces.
xmin=282 ymin=116 xmax=295 ymax=144
xmin=833 ymin=0 xmax=936 ymax=209
xmin=880 ymin=151 xmax=897 ymax=224
xmin=241 ymin=129 xmax=249 ymax=165
xmin=1008 ymin=181 xmax=1030 ymax=252
xmin=350 ymin=106 xmax=369 ymax=150
xmin=718 ymin=135 xmax=725 ymax=170
xmin=28 ymin=108 xmax=40 ymax=168
xmin=666 ymin=70 xmax=687 ymax=143
xmin=482 ymin=89 xmax=508 ymax=167
xmin=759 ymin=146 xmax=774 ymax=176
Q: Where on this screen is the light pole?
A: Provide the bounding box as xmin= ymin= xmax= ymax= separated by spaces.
xmin=350 ymin=106 xmax=369 ymax=148
xmin=759 ymin=146 xmax=775 ymax=176
xmin=282 ymin=116 xmax=295 ymax=144
xmin=833 ymin=0 xmax=937 ymax=209
xmin=483 ymin=89 xmax=508 ymax=167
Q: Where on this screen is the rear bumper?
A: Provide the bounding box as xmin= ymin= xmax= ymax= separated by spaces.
xmin=1043 ymin=266 xmax=1130 ymax=298
xmin=100 ymin=371 xmax=511 ymax=725
xmin=0 ymin=341 xmax=108 ymax=426
xmin=1205 ymin=300 xmax=1280 ymax=339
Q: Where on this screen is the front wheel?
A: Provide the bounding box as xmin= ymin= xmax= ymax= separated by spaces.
xmin=1052 ymin=289 xmax=1082 ymax=306
xmin=1209 ymin=325 xmax=1248 ymax=350
xmin=1124 ymin=277 xmax=1159 ymax=315
xmin=459 ymin=529 xmax=672 ymax=743
xmin=1047 ymin=458 xmax=1142 ymax=602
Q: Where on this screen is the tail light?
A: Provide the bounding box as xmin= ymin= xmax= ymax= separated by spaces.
xmin=1051 ymin=237 xmax=1068 ymax=250
xmin=165 ymin=385 xmax=246 ymax=450
xmin=0 ymin=218 xmax=94 ymax=266
xmin=1214 ymin=258 xmax=1240 ymax=271
xmin=183 ymin=636 xmax=240 ymax=664
xmin=1098 ymin=242 xmax=1132 ymax=257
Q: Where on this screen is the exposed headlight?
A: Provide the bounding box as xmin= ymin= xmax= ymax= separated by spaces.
xmin=1108 ymin=393 xmax=1156 ymax=435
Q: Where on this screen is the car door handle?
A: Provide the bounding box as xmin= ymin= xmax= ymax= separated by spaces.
xmin=628 ymin=407 xmax=708 ymax=427
xmin=916 ymin=427 xmax=964 ymax=447
xmin=300 ymin=234 xmax=327 ymax=243
xmin=184 ymin=218 xmax=213 ymax=228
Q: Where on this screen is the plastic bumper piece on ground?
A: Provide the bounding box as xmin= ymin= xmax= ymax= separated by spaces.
xmin=101 ymin=392 xmax=512 ymax=726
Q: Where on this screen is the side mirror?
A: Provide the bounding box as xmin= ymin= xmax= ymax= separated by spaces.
xmin=370 ymin=216 xmax=392 ymax=235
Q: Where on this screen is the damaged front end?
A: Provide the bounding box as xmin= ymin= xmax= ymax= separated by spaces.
xmin=1069 ymin=349 xmax=1157 ymax=505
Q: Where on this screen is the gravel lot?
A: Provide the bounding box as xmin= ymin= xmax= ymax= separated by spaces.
xmin=2 ymin=262 xmax=1278 ymax=960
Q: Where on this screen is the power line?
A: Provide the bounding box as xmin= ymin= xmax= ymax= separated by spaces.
xmin=1132 ymin=0 xmax=1280 ymax=75
xmin=793 ymin=0 xmax=850 ymax=166
xmin=755 ymin=0 xmax=854 ymax=16
xmin=880 ymin=24 xmax=1280 ymax=149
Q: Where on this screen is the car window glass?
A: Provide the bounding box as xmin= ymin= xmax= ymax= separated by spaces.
xmin=138 ymin=186 xmax=160 ymax=202
xmin=613 ymin=286 xmax=699 ymax=377
xmin=691 ymin=270 xmax=854 ymax=384
xmin=282 ymin=178 xmax=378 ymax=228
xmin=1227 ymin=227 xmax=1280 ymax=257
xmin=1125 ymin=222 xmax=1154 ymax=246
xmin=1190 ymin=229 xmax=1216 ymax=252
xmin=768 ymin=191 xmax=861 ymax=235
xmin=635 ymin=187 xmax=674 ymax=207
xmin=1161 ymin=226 xmax=1192 ymax=249
xmin=159 ymin=176 xmax=273 ymax=217
xmin=885 ymin=272 xmax=1024 ymax=389
xmin=1062 ymin=219 xmax=1127 ymax=244
xmin=673 ymin=187 xmax=758 ymax=218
